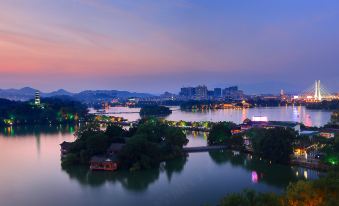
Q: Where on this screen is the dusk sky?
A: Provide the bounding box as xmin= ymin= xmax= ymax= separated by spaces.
xmin=1 ymin=0 xmax=338 ymax=94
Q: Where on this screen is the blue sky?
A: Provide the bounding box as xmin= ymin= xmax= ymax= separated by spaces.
xmin=0 ymin=0 xmax=338 ymax=94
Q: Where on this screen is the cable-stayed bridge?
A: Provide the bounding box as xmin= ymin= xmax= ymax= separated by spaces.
xmin=298 ymin=80 xmax=336 ymax=101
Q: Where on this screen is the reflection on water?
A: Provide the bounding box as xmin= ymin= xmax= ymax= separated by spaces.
xmin=62 ymin=156 xmax=187 ymax=192
xmin=252 ymin=171 xmax=259 ymax=183
xmin=208 ymin=150 xmax=321 ymax=189
xmin=91 ymin=106 xmax=332 ymax=127
xmin=185 ymin=130 xmax=208 ymax=147
xmin=0 ymin=126 xmax=323 ymax=206
xmin=61 ymin=149 xmax=321 ymax=193
xmin=1 ymin=124 xmax=78 ymax=137
xmin=1 ymin=125 xmax=78 ymax=158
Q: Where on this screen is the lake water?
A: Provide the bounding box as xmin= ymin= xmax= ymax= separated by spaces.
xmin=90 ymin=106 xmax=332 ymax=127
xmin=0 ymin=125 xmax=322 ymax=206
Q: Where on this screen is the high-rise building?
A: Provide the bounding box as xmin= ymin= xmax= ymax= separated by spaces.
xmin=195 ymin=85 xmax=208 ymax=99
xmin=207 ymin=90 xmax=214 ymax=98
xmin=35 ymin=91 xmax=41 ymax=106
xmin=180 ymin=85 xmax=245 ymax=100
xmin=223 ymin=86 xmax=244 ymax=100
xmin=213 ymin=88 xmax=222 ymax=98
xmin=180 ymin=87 xmax=196 ymax=98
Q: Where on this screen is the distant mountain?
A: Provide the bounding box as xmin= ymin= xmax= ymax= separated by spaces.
xmin=0 ymin=87 xmax=38 ymax=101
xmin=19 ymin=87 xmax=38 ymax=93
xmin=43 ymin=89 xmax=74 ymax=97
xmin=0 ymin=87 xmax=154 ymax=102
xmin=74 ymin=90 xmax=154 ymax=103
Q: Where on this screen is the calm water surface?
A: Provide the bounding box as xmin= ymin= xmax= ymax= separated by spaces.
xmin=91 ymin=106 xmax=332 ymax=127
xmin=0 ymin=126 xmax=322 ymax=206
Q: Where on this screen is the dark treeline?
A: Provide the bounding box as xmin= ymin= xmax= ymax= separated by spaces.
xmin=180 ymin=100 xmax=225 ymax=110
xmin=0 ymin=98 xmax=88 ymax=126
xmin=331 ymin=111 xmax=339 ymax=124
xmin=246 ymin=98 xmax=290 ymax=107
xmin=139 ymin=105 xmax=172 ymax=116
xmin=306 ymin=100 xmax=339 ymax=110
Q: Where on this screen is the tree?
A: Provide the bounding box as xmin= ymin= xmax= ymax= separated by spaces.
xmin=118 ymin=134 xmax=161 ymax=170
xmin=118 ymin=118 xmax=188 ymax=170
xmin=85 ymin=132 xmax=110 ymax=155
xmin=229 ymin=134 xmax=244 ymax=149
xmin=331 ymin=110 xmax=339 ymax=125
xmin=105 ymin=124 xmax=125 ymax=143
xmin=139 ymin=105 xmax=172 ymax=116
xmin=220 ymin=190 xmax=282 ymax=206
xmin=249 ymin=128 xmax=295 ymax=163
xmin=284 ymin=170 xmax=339 ymax=206
xmin=284 ymin=181 xmax=324 ymax=206
xmin=74 ymin=122 xmax=101 ymax=139
xmin=63 ymin=121 xmax=121 ymax=165
xmin=219 ymin=168 xmax=339 ymax=206
xmin=333 ymin=135 xmax=339 ymax=153
xmin=208 ymin=122 xmax=236 ymax=145
xmin=0 ymin=98 xmax=88 ymax=126
xmin=164 ymin=127 xmax=188 ymax=149
xmin=62 ymin=118 xmax=188 ymax=170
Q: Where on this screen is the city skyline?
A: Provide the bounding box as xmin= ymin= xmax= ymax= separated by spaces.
xmin=0 ymin=80 xmax=336 ymax=98
xmin=1 ymin=0 xmax=339 ymax=93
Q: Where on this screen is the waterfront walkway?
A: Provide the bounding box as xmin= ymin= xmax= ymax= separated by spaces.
xmin=291 ymin=158 xmax=329 ymax=171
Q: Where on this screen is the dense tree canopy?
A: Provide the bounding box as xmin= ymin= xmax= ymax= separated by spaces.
xmin=331 ymin=110 xmax=339 ymax=125
xmin=306 ymin=100 xmax=339 ymax=110
xmin=118 ymin=118 xmax=188 ymax=170
xmin=207 ymin=122 xmax=237 ymax=145
xmin=180 ymin=100 xmax=218 ymax=110
xmin=0 ymin=98 xmax=88 ymax=126
xmin=247 ymin=98 xmax=286 ymax=107
xmin=220 ymin=190 xmax=281 ymax=206
xmin=139 ymin=105 xmax=172 ymax=116
xmin=62 ymin=122 xmax=138 ymax=166
xmin=320 ymin=133 xmax=339 ymax=166
xmin=62 ymin=118 xmax=188 ymax=171
xmin=246 ymin=127 xmax=296 ymax=163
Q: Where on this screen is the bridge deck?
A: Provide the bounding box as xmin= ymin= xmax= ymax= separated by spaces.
xmin=183 ymin=145 xmax=228 ymax=153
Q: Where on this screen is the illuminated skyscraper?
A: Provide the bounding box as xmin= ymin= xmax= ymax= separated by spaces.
xmin=35 ymin=91 xmax=41 ymax=106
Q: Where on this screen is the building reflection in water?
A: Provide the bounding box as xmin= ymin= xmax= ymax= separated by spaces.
xmin=292 ymin=167 xmax=321 ymax=180
xmin=203 ymin=132 xmax=207 ymax=140
xmin=4 ymin=126 xmax=15 ymax=136
xmin=61 ymin=156 xmax=187 ymax=192
xmin=292 ymin=106 xmax=299 ymax=123
xmin=251 ymin=171 xmax=259 ymax=183
xmin=241 ymin=108 xmax=248 ymax=122
xmin=1 ymin=124 xmax=79 ymax=158
xmin=304 ymin=113 xmax=313 ymax=127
